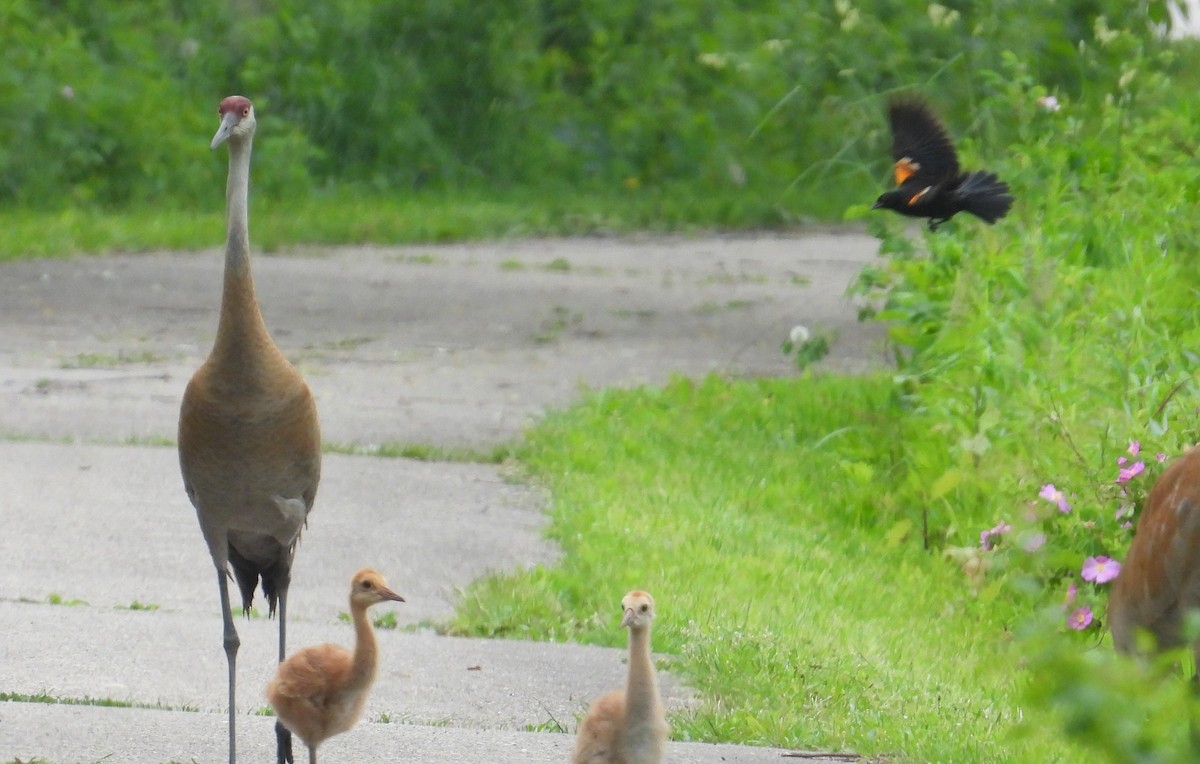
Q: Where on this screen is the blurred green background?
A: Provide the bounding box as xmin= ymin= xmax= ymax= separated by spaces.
xmin=0 ymin=0 xmax=1175 ymax=232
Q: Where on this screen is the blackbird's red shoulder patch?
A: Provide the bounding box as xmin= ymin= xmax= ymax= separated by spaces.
xmin=894 ymin=157 xmax=920 ymax=186
xmin=907 ymin=186 xmax=932 ymax=206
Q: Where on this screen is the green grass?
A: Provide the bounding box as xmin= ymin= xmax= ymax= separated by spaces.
xmin=0 ymin=430 xmax=513 ymax=465
xmin=534 ymin=306 xmax=583 ymax=344
xmin=447 ymin=374 xmax=1088 ymax=762
xmin=324 ymin=440 xmax=515 ymax=464
xmin=60 ymin=351 xmax=164 ymax=369
xmin=0 ymin=184 xmax=796 ymax=262
xmin=338 ymin=609 xmax=401 ymax=629
xmin=0 ymin=691 xmax=197 ymax=713
xmin=116 ymin=600 xmax=159 ymax=611
xmin=45 ymin=594 xmax=87 ymax=607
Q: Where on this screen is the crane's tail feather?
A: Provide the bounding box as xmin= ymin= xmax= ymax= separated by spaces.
xmin=228 ymin=545 xmax=289 ymax=617
xmin=959 ymin=171 xmax=1013 ymax=224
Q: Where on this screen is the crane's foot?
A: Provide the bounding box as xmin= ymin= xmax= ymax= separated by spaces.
xmin=276 ymin=720 xmax=294 ymax=764
xmin=927 ymin=218 xmax=947 ymax=232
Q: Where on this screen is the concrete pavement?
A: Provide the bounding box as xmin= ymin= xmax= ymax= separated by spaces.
xmin=0 ymin=234 xmax=880 ymax=762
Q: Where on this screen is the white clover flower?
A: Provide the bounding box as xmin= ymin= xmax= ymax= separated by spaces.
xmin=697 ymin=52 xmax=729 ymax=70
xmin=789 ymin=325 xmax=811 ymax=344
xmin=1036 ymin=95 xmax=1061 ymax=112
xmin=60 ymin=85 xmax=75 ymax=100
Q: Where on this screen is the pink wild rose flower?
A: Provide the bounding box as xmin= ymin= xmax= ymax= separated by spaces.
xmin=1081 ymin=555 xmax=1121 ymax=584
xmin=1068 ymin=606 xmax=1094 ymax=630
xmin=1038 ymin=483 xmax=1071 ymax=513
xmin=1116 ymin=461 xmax=1145 ymax=484
xmin=979 ymin=521 xmax=1013 ymax=551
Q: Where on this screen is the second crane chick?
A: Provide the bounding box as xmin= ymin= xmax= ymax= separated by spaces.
xmin=266 ymin=568 xmax=405 ymax=764
xmin=572 ymin=590 xmax=668 ymax=764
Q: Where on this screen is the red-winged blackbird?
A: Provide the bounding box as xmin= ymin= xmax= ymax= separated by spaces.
xmin=872 ymin=97 xmax=1013 ymax=231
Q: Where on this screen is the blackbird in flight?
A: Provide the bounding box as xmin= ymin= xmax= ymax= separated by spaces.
xmin=872 ymin=97 xmax=1013 ymax=231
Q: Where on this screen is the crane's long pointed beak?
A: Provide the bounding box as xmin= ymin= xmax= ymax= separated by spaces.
xmin=211 ymin=112 xmax=238 ymax=150
xmin=620 ymin=608 xmax=636 ymax=628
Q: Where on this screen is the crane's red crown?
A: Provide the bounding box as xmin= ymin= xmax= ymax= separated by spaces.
xmin=218 ymin=95 xmax=253 ymax=116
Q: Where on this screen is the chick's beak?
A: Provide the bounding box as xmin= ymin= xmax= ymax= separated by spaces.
xmin=378 ymin=586 xmax=406 ymax=603
xmin=871 ymin=199 xmax=885 ymax=210
xmin=211 ymin=111 xmax=238 ymax=150
xmin=620 ymin=608 xmax=636 ymax=628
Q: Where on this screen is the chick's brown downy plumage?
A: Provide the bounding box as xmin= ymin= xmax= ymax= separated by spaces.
xmin=267 ymin=569 xmax=405 ymax=764
xmin=872 ymin=96 xmax=1013 ymax=231
xmin=572 ymin=590 xmax=668 ymax=764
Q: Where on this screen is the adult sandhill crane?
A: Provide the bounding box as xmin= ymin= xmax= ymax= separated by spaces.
xmin=267 ymin=568 xmax=406 ymax=764
xmin=572 ymin=590 xmax=669 ymax=764
xmin=1110 ymin=446 xmax=1200 ymax=662
xmin=179 ymin=95 xmax=322 ymax=764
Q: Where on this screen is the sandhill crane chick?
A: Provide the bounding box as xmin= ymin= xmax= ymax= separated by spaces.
xmin=572 ymin=590 xmax=668 ymax=764
xmin=267 ymin=568 xmax=405 ymax=764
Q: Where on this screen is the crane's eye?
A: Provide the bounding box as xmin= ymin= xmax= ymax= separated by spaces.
xmin=242 ymin=107 xmax=250 ymax=117
xmin=640 ymin=604 xmax=649 ymax=613
xmin=362 ymin=580 xmax=374 ymax=590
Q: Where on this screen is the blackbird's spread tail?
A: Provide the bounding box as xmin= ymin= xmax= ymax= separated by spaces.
xmin=959 ymin=171 xmax=1013 ymax=224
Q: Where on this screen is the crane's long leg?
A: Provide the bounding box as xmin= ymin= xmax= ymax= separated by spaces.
xmin=309 ymin=745 xmax=317 ymax=764
xmin=217 ymin=567 xmax=240 ymax=764
xmin=276 ymin=719 xmax=294 ymax=764
xmin=276 ymin=584 xmax=294 ymax=764
xmin=277 ymin=582 xmax=289 ymax=662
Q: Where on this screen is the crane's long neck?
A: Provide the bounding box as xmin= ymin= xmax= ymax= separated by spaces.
xmin=213 ymin=135 xmax=274 ymax=365
xmin=625 ymin=625 xmax=662 ymax=721
xmin=348 ymin=601 xmax=381 ymax=691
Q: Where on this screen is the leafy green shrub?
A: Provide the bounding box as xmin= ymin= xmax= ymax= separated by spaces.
xmin=0 ymin=1 xmax=314 ymax=208
xmin=849 ymin=18 xmax=1200 ymax=759
xmin=0 ymin=0 xmax=1179 ymax=218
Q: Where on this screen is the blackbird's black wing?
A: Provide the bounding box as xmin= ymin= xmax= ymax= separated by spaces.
xmin=886 ymin=97 xmax=960 ymax=187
